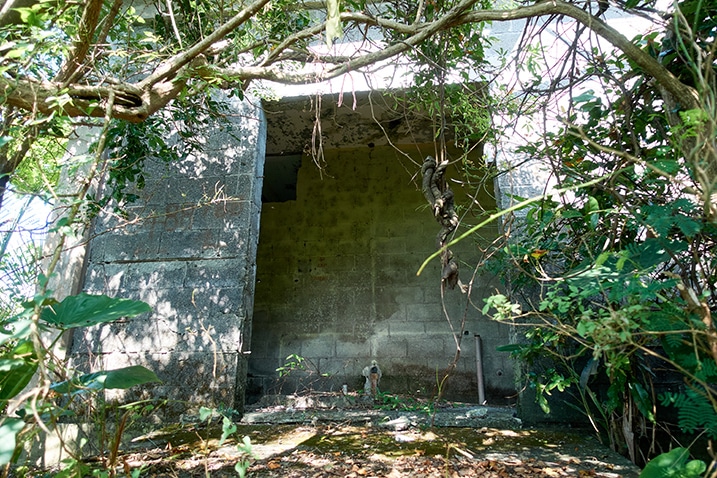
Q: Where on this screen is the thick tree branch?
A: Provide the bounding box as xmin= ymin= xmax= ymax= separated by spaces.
xmin=136 ymin=0 xmax=272 ymax=90
xmin=0 ymin=75 xmax=184 ymax=122
xmin=96 ymin=0 xmax=125 ymax=47
xmin=0 ymin=0 xmax=700 ymax=123
xmin=54 ymin=0 xmax=105 ymax=84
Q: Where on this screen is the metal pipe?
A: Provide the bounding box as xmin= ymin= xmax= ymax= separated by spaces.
xmin=475 ymin=334 xmax=486 ymax=405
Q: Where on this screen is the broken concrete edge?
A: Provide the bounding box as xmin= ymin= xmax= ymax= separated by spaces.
xmin=241 ymin=404 xmax=522 ymax=430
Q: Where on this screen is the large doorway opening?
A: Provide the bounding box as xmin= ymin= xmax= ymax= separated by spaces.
xmin=247 ymin=91 xmax=514 ymax=406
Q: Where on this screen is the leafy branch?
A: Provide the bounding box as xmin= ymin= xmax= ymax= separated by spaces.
xmin=0 ymin=0 xmax=701 ymax=124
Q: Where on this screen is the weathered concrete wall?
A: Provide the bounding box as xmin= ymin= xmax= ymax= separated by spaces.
xmin=65 ymin=85 xmax=521 ymax=414
xmin=248 ymin=142 xmax=516 ymax=404
xmin=70 ymin=95 xmax=266 ymax=416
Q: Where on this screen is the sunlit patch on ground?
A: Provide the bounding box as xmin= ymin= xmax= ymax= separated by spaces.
xmin=114 ymin=422 xmax=639 ymax=477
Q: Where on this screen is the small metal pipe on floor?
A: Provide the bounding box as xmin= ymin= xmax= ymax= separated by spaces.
xmin=475 ymin=334 xmax=486 ymax=405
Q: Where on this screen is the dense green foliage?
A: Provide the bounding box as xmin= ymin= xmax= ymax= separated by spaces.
xmin=0 ymin=290 xmax=159 ymax=471
xmin=479 ymin=0 xmax=717 ymax=469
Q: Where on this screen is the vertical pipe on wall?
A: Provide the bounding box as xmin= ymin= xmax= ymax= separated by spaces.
xmin=475 ymin=334 xmax=486 ymax=405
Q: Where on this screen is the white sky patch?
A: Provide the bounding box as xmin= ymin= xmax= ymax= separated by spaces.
xmin=0 ymin=192 xmax=53 ymax=301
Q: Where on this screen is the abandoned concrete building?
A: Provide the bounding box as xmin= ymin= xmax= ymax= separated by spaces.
xmin=54 ymin=15 xmax=563 ymax=421
xmin=64 ymin=88 xmax=533 ymax=418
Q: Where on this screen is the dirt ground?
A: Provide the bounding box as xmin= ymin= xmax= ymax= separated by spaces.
xmin=120 ymin=423 xmax=640 ymax=477
xmin=112 ymin=394 xmax=641 ymax=477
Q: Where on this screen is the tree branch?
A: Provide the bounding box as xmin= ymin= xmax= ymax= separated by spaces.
xmin=245 ymin=0 xmax=482 ymax=85
xmin=0 ymin=75 xmax=183 ymax=122
xmin=459 ymin=0 xmax=699 ymax=110
xmin=54 ymin=0 xmax=105 ymax=84
xmin=0 ymin=0 xmax=700 ymax=124
xmin=136 ymin=0 xmax=272 ymax=90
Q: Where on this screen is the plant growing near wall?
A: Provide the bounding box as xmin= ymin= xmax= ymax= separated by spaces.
xmin=477 ymin=0 xmax=717 ymax=469
xmin=0 ymin=291 xmax=160 ymax=475
xmin=198 ymin=406 xmax=254 ymax=477
xmin=275 ymin=354 xmax=330 ymax=395
xmin=375 ymin=392 xmax=436 ymax=415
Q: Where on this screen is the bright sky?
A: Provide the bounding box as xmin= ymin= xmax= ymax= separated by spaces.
xmin=0 ymin=191 xmax=52 ymax=301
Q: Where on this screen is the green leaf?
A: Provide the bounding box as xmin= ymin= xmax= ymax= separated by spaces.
xmin=537 ymin=389 xmax=550 ymax=414
xmin=678 ymin=108 xmax=709 ymax=127
xmin=0 ymin=418 xmax=25 ymax=466
xmin=639 ymin=447 xmax=706 ymax=478
xmin=0 ymin=318 xmax=32 ymax=347
xmin=0 ymin=359 xmax=28 ymax=372
xmin=673 ymin=215 xmax=701 ymax=238
xmin=573 ymin=90 xmax=595 ymax=103
xmin=595 ymin=252 xmax=611 ymax=267
xmin=40 ymin=293 xmax=151 ymax=328
xmin=584 ymin=196 xmax=600 ymax=230
xmin=50 ymin=365 xmax=161 ymax=395
xmin=633 ymin=239 xmax=688 ymax=269
xmin=0 ymin=341 xmax=37 ymax=405
xmin=650 ymin=159 xmax=680 ymax=175
xmin=199 ymin=406 xmax=214 ymax=421
xmin=629 ymin=382 xmax=655 ymax=423
xmin=15 ymin=7 xmax=42 ymax=26
xmin=219 ymin=416 xmax=237 ymax=445
xmin=576 ymin=319 xmax=595 ymax=338
xmin=235 ymin=460 xmax=249 ymax=478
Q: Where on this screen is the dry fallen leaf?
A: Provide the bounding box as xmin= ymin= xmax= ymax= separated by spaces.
xmin=542 ymin=467 xmax=561 ymax=477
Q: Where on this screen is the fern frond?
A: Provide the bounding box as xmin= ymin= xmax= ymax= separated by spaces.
xmin=660 ymin=387 xmax=717 ymax=439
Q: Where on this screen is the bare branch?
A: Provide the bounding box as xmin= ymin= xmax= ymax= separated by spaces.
xmin=54 ymin=0 xmax=105 ymax=84
xmin=137 ymin=0 xmax=273 ymax=90
xmin=96 ymin=0 xmax=124 ymax=47
xmin=459 ymin=1 xmax=699 ymax=110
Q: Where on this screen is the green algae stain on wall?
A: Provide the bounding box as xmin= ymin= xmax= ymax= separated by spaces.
xmin=248 ymin=144 xmax=510 ymax=403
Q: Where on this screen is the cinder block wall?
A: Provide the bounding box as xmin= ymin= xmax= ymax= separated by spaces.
xmin=248 ymin=144 xmax=516 ymax=404
xmin=70 ymin=95 xmax=266 ymax=417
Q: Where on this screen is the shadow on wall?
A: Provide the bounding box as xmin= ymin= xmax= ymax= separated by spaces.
xmin=67 ymin=94 xmax=266 ymax=420
xmin=248 ymin=133 xmax=515 ymax=406
xmin=70 ymin=271 xmax=250 ymax=419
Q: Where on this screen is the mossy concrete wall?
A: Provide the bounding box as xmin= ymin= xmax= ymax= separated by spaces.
xmin=69 ymin=95 xmax=266 ymax=417
xmin=66 ymin=89 xmax=519 ymax=416
xmin=248 ymin=143 xmax=516 ymax=404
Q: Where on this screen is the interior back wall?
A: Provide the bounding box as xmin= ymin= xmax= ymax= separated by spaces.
xmin=248 ymin=144 xmax=515 ymax=404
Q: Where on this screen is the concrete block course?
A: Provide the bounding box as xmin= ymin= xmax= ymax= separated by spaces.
xmin=183 ymin=259 xmax=246 ymax=288
xmin=250 ymin=124 xmax=516 ymax=403
xmin=90 ymin=231 xmax=161 ymax=262
xmin=69 ymin=94 xmax=266 ymax=416
xmin=73 ymin=349 xmax=242 ymax=415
